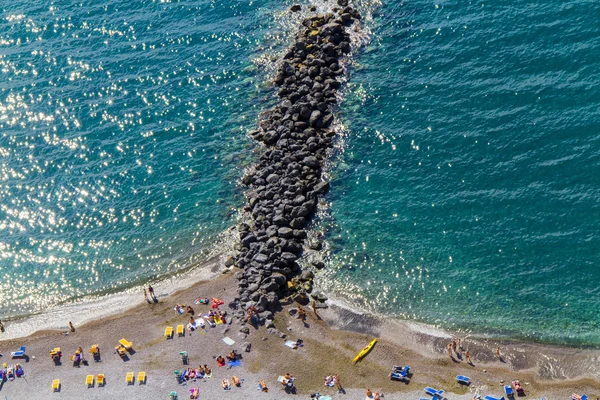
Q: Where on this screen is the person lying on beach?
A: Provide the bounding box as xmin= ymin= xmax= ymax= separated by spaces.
xmin=366 ymin=388 xmax=373 ymax=399
xmin=174 ymin=304 xmax=184 ymax=314
xmin=190 ymin=387 xmax=199 ymax=399
xmin=187 ymin=305 xmax=195 ymax=315
xmin=374 ymin=392 xmax=382 ymax=400
xmin=297 ymin=307 xmax=307 ymax=321
xmin=281 ymin=373 xmax=295 ymax=388
xmin=232 ymin=375 xmax=242 ymax=386
xmin=216 ymin=355 xmax=226 ymax=367
xmin=247 ymin=305 xmax=258 ymax=324
xmin=259 ymin=379 xmax=268 ymax=392
xmin=226 ymin=350 xmax=238 ymax=361
xmin=222 ymin=378 xmax=231 ymax=390
xmin=203 ymin=364 xmax=211 ymax=375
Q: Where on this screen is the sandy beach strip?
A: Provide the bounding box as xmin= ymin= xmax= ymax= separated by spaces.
xmin=1 ymin=258 xmax=599 ymax=400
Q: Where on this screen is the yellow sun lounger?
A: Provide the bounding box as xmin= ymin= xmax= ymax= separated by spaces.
xmin=165 ymin=326 xmax=173 ymax=338
xmin=86 ymin=375 xmax=94 ymax=387
xmin=119 ymin=338 xmax=133 ymax=349
xmin=97 ymin=374 xmax=105 ymax=386
xmin=126 ymin=371 xmax=134 ymax=385
xmin=116 ymin=345 xmax=127 ymax=356
xmin=177 ymin=324 xmax=184 ymax=337
xmin=52 ymin=379 xmax=60 ymax=391
xmin=90 ymin=344 xmax=99 ymax=355
xmin=138 ymin=371 xmax=146 ymax=384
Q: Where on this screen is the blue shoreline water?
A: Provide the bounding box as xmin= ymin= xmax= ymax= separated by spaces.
xmin=1 ymin=0 xmax=599 ymax=346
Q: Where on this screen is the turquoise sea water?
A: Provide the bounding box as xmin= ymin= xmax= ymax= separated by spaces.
xmin=321 ymin=0 xmax=600 ymax=345
xmin=1 ymin=0 xmax=599 ymax=345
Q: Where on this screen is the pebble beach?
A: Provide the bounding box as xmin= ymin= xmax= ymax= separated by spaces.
xmin=1 ymin=258 xmax=600 ymax=399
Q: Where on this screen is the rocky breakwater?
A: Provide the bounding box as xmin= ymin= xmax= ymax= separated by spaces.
xmin=231 ymin=3 xmax=362 ymax=327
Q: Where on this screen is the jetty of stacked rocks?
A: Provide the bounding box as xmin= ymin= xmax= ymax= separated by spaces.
xmin=231 ymin=1 xmax=362 ymax=327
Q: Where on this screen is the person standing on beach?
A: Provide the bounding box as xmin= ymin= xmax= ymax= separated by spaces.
xmin=143 ymin=288 xmax=150 ymax=303
xmin=68 ymin=321 xmax=75 ymax=333
xmin=465 ymin=350 xmax=472 ymax=365
xmin=335 ymin=373 xmax=343 ymax=393
xmin=452 ymin=340 xmax=457 ymax=354
xmin=311 ymin=300 xmax=320 ymax=319
xmin=0 ymin=319 xmax=4 ymax=333
xmin=148 ymin=284 xmax=156 ymax=301
xmin=447 ymin=343 xmax=453 ymax=359
xmin=495 ymin=346 xmax=501 ymax=359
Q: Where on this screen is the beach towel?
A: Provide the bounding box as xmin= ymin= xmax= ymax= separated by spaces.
xmin=222 ymin=337 xmax=235 ymax=346
xmin=211 ymin=298 xmax=224 ymax=309
xmin=215 ymin=315 xmax=223 ymax=325
xmin=285 ymin=340 xmax=303 ymax=349
xmin=228 ymin=359 xmax=241 ymax=368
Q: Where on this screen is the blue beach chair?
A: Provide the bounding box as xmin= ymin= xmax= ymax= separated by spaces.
xmin=504 ymin=385 xmax=514 ymax=397
xmin=581 ymin=396 xmax=588 ymax=400
xmin=391 ymin=371 xmax=406 ymax=380
xmin=484 ymin=396 xmax=505 ymax=400
xmin=391 ymin=365 xmax=410 ymax=380
xmin=456 ymin=375 xmax=470 ymax=385
xmin=392 ymin=365 xmax=410 ymax=373
xmin=11 ymin=346 xmax=26 ymax=358
xmin=425 ymin=387 xmax=445 ymax=398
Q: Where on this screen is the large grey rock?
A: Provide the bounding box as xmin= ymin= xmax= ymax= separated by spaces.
xmin=253 ymin=253 xmax=269 ymax=264
xmin=260 ymin=280 xmax=279 ymax=292
xmin=278 ymin=227 xmax=294 ymax=238
xmin=309 ymin=110 xmax=322 ymax=127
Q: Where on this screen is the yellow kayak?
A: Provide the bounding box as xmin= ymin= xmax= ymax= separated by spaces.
xmin=352 ymin=338 xmax=377 ymax=364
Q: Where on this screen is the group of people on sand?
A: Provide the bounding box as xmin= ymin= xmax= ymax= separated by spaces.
xmin=172 ymin=297 xmax=228 ymax=333
xmin=221 ymin=375 xmax=243 ymax=390
xmin=324 ymin=373 xmax=343 ymax=393
xmin=366 ymin=388 xmax=382 ymax=400
xmin=180 ymin=365 xmax=212 ymax=382
xmin=446 ymin=337 xmax=473 ymax=364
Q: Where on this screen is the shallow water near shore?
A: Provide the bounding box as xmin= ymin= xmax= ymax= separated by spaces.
xmin=1 ymin=0 xmax=599 ymax=347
